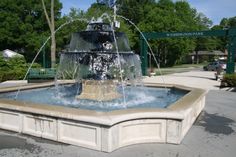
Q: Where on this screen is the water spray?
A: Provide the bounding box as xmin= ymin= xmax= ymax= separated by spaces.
xmin=15 ymin=18 xmax=89 ymax=99
xmin=115 ymin=15 xmax=168 ymax=93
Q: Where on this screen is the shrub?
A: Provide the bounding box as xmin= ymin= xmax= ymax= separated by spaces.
xmin=0 ymin=56 xmax=27 ymax=82
xmin=27 ymin=63 xmax=42 ymax=68
xmin=221 ymin=73 xmax=236 ymax=87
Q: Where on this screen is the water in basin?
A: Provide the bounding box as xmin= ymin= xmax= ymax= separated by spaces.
xmin=0 ymin=85 xmax=187 ymax=112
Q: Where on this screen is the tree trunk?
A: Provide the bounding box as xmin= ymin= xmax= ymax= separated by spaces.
xmin=196 ymin=50 xmax=199 ymax=64
xmin=50 ymin=0 xmax=56 ymax=68
xmin=41 ymin=0 xmax=56 ymax=68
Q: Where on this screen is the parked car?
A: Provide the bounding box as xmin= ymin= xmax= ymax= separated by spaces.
xmin=203 ymin=61 xmax=226 ymax=71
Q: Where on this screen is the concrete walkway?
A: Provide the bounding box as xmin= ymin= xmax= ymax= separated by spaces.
xmin=0 ymin=70 xmax=223 ymax=91
xmin=0 ymin=80 xmax=27 ymax=88
xmin=143 ymin=70 xmax=221 ymax=91
xmin=0 ymin=70 xmax=235 ymax=157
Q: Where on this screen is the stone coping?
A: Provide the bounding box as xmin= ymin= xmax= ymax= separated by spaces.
xmin=0 ymin=82 xmax=207 ymax=126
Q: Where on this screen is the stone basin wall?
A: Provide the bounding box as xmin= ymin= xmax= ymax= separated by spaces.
xmin=0 ymin=83 xmax=206 ymax=152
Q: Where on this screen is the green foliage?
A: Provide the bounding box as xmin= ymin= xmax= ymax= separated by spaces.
xmin=0 ymin=0 xmax=62 ymax=62
xmin=221 ymin=73 xmax=236 ymax=87
xmin=0 ymin=54 xmax=28 ymax=82
xmin=117 ymin=0 xmax=155 ymax=24
xmin=220 ymin=17 xmax=236 ymax=28
xmin=0 ymin=53 xmax=8 ymax=68
xmin=55 ymin=8 xmax=87 ymax=53
xmin=114 ymin=0 xmax=216 ymax=66
xmin=86 ymin=3 xmax=112 ymax=19
xmin=207 ymin=16 xmax=236 ymax=52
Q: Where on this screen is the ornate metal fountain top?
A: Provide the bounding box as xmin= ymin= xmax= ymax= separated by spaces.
xmin=68 ymin=22 xmax=131 ymax=53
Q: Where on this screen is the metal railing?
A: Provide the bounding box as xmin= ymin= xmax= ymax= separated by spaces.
xmin=27 ymin=68 xmax=56 ymax=80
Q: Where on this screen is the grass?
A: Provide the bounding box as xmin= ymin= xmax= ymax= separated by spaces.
xmin=170 ymin=63 xmax=207 ymax=68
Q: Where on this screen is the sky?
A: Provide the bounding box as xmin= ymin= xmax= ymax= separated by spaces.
xmin=60 ymin=0 xmax=236 ymax=25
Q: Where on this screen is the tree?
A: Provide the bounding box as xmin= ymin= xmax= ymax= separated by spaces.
xmin=116 ymin=0 xmax=155 ymax=24
xmin=86 ymin=3 xmax=112 ymax=19
xmin=135 ymin=0 xmax=202 ymax=65
xmin=114 ymin=0 xmax=214 ymax=66
xmin=220 ymin=16 xmax=236 ymax=28
xmin=55 ymin=8 xmax=87 ymax=52
xmin=209 ymin=16 xmax=236 ymax=53
xmin=0 ymin=0 xmax=62 ymax=64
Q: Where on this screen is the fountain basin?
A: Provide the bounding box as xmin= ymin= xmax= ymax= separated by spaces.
xmin=0 ymin=82 xmax=206 ymax=152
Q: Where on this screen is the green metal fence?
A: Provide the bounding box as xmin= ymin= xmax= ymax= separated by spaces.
xmin=140 ymin=28 xmax=236 ymax=75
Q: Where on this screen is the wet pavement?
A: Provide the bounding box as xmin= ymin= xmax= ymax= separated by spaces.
xmin=0 ymin=70 xmax=236 ymax=157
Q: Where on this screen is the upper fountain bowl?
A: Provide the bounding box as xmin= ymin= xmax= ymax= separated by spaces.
xmin=68 ymin=22 xmax=132 ymax=53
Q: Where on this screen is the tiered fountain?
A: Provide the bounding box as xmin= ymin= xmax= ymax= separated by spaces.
xmin=0 ymin=19 xmax=206 ymax=152
xmin=56 ymin=21 xmax=141 ymax=102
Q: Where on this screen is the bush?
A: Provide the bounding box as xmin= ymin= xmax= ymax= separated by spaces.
xmin=221 ymin=73 xmax=236 ymax=87
xmin=27 ymin=62 xmax=42 ymax=68
xmin=0 ymin=53 xmax=45 ymax=82
xmin=0 ymin=55 xmax=27 ymax=82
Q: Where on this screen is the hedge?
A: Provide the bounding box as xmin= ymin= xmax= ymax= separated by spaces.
xmin=221 ymin=73 xmax=236 ymax=87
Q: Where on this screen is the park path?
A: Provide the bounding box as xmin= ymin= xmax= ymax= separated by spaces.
xmin=0 ymin=70 xmax=221 ymax=90
xmin=143 ymin=70 xmax=221 ymax=90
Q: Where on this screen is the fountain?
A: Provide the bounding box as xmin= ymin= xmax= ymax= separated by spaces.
xmin=56 ymin=22 xmax=142 ymax=102
xmin=0 ymin=19 xmax=206 ymax=152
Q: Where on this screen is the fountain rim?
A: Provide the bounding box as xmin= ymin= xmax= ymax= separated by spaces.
xmin=0 ymin=82 xmax=206 ymax=126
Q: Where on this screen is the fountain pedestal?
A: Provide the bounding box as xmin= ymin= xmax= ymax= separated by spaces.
xmin=76 ymin=80 xmax=121 ymax=101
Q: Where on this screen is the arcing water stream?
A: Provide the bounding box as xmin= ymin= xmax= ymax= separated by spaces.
xmin=15 ymin=18 xmax=89 ymax=99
